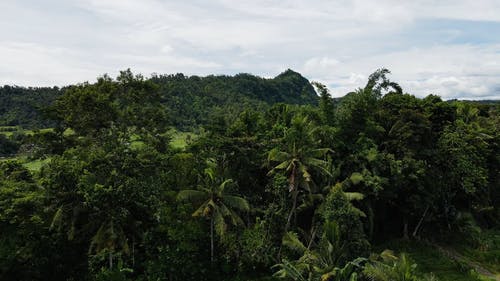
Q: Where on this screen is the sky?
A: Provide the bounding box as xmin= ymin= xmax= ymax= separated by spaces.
xmin=1 ymin=0 xmax=500 ymax=99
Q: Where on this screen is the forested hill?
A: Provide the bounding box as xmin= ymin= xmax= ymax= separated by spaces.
xmin=0 ymin=69 xmax=318 ymax=129
xmin=0 ymin=85 xmax=61 ymax=128
xmin=151 ymin=69 xmax=318 ymax=129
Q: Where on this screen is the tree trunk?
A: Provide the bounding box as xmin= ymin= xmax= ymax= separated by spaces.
xmin=210 ymin=216 xmax=214 ymax=264
xmin=412 ymin=205 xmax=430 ymax=238
xmin=366 ymin=202 xmax=374 ymax=239
xmin=132 ymin=236 xmax=135 ymax=267
xmin=403 ymin=219 xmax=409 ymax=240
xmin=307 ymin=226 xmax=317 ymax=250
xmin=278 ymin=189 xmax=299 ymax=260
xmin=284 ymin=189 xmax=299 ymax=234
xmin=109 ymin=251 xmax=113 ymax=270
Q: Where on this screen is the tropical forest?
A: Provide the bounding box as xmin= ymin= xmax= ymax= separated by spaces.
xmin=0 ymin=68 xmax=499 ymax=281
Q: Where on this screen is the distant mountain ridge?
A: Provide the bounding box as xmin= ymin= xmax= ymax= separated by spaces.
xmin=0 ymin=69 xmax=318 ymax=129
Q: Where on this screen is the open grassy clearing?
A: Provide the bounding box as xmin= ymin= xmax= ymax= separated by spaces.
xmin=170 ymin=130 xmax=196 ymax=149
xmin=0 ymin=126 xmax=20 ymax=132
xmin=129 ymin=129 xmax=197 ymax=150
xmin=2 ymin=125 xmax=192 ymax=156
xmin=22 ymin=157 xmax=52 ymax=172
xmin=2 ymin=128 xmax=196 ymax=173
xmin=0 ymin=156 xmax=52 ymax=172
xmin=0 ymin=126 xmax=20 ymax=137
xmin=0 ymin=126 xmax=54 ymax=137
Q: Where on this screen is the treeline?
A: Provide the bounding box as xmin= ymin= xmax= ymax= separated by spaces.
xmin=0 ymin=69 xmax=317 ymax=130
xmin=0 ymin=69 xmax=498 ymax=280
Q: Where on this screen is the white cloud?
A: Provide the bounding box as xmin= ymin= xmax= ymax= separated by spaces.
xmin=303 ymin=57 xmax=340 ymax=75
xmin=300 ymin=45 xmax=500 ymax=99
xmin=0 ymin=42 xmax=103 ymax=86
xmin=0 ymin=40 xmax=220 ymax=86
xmin=160 ymin=45 xmax=173 ymax=54
xmin=0 ymin=0 xmax=499 ymax=99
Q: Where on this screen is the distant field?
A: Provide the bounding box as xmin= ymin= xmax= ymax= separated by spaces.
xmin=23 ymin=157 xmax=52 ymax=172
xmin=0 ymin=126 xmax=19 ymax=131
xmin=0 ymin=126 xmax=54 ymax=137
xmin=1 ymin=128 xmax=196 ymax=173
xmin=170 ymin=130 xmax=196 ymax=149
xmin=130 ymin=129 xmax=197 ymax=150
xmin=1 ymin=126 xmax=191 ymax=148
xmin=0 ymin=156 xmax=51 ymax=172
xmin=0 ymin=126 xmax=21 ymax=137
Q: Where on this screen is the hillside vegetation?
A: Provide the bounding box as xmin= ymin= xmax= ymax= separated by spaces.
xmin=0 ymin=69 xmax=317 ymax=130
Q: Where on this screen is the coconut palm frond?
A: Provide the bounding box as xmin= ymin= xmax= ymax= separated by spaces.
xmin=218 ymin=179 xmax=234 ymax=193
xmin=192 ymin=201 xmax=210 ymax=217
xmin=344 ymin=192 xmax=365 ymax=201
xmin=380 ymin=249 xmax=398 ymax=262
xmin=223 ymin=195 xmax=250 ymax=212
xmin=268 ymin=148 xmax=291 ymax=163
xmin=272 ymin=259 xmax=307 ymax=281
xmin=282 ymin=231 xmax=307 ymax=254
xmin=50 ymin=206 xmax=64 ymax=231
xmin=351 ymin=206 xmax=367 ymax=218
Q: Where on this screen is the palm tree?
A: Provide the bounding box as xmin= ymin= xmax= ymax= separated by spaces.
xmin=49 ymin=203 xmax=85 ymax=241
xmin=363 ymin=250 xmax=428 ymax=281
xmin=273 ymin=221 xmax=366 ymax=281
xmin=88 ymin=220 xmax=129 ymax=269
xmin=456 ymin=102 xmax=479 ymax=124
xmin=268 ymin=116 xmax=331 ymax=235
xmin=177 ymin=163 xmax=250 ymax=263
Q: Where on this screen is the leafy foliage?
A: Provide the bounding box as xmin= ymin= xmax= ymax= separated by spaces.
xmin=0 ymin=69 xmax=498 ymax=281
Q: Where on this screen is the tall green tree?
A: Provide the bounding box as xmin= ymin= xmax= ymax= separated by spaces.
xmin=177 ymin=162 xmax=250 ymax=263
xmin=267 ymin=115 xmax=330 ymax=235
xmin=312 ymin=81 xmax=335 ymax=126
xmin=53 ymin=69 xmax=167 ymax=139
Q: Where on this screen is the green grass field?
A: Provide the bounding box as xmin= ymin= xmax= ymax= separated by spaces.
xmin=1 ymin=128 xmax=196 ymax=175
xmin=0 ymin=126 xmax=54 ymax=137
xmin=2 ymin=127 xmax=196 ymax=172
xmin=22 ymin=157 xmax=52 ymax=172
xmin=129 ymin=129 xmax=197 ymax=150
xmin=1 ymin=126 xmax=193 ymax=149
xmin=0 ymin=156 xmax=52 ymax=172
xmin=0 ymin=126 xmax=21 ymax=137
xmin=170 ymin=130 xmax=196 ymax=149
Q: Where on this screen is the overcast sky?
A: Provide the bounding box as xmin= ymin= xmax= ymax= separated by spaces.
xmin=1 ymin=0 xmax=500 ymax=99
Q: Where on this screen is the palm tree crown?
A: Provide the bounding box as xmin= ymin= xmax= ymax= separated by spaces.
xmin=177 ymin=162 xmax=250 ymax=262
